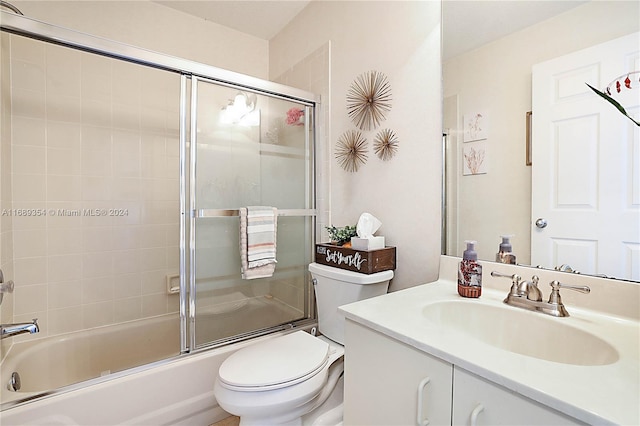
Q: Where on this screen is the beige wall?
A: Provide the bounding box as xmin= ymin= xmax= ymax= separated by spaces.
xmin=271 ymin=1 xmax=443 ymax=290
xmin=444 ymin=1 xmax=640 ymax=263
xmin=11 ymin=0 xmax=269 ymax=80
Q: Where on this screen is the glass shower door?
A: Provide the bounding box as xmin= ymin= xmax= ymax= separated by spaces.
xmin=189 ymin=77 xmax=315 ymax=349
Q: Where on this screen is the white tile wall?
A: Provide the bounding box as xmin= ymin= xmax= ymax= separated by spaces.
xmin=7 ymin=34 xmax=181 ymax=338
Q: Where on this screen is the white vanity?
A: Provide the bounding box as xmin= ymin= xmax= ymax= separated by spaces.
xmin=339 ymin=256 xmax=639 ymax=425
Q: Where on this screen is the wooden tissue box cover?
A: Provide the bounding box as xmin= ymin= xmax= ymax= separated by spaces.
xmin=314 ymin=243 xmax=396 ymax=274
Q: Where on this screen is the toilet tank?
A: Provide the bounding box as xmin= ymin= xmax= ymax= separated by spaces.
xmin=309 ymin=262 xmax=393 ymax=345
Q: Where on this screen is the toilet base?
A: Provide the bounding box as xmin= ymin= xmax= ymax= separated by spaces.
xmin=302 ymin=376 xmax=344 ymax=426
xmin=237 ymin=375 xmax=344 ymax=426
xmin=231 ymin=358 xmax=344 ymax=426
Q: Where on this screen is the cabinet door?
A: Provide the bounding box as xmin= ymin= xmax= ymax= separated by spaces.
xmin=452 ymin=367 xmax=583 ymax=425
xmin=344 ymin=320 xmax=453 ymax=426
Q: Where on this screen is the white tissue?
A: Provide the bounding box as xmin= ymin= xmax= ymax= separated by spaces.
xmin=356 ymin=213 xmax=382 ymax=238
xmin=352 ymin=213 xmax=385 ymax=250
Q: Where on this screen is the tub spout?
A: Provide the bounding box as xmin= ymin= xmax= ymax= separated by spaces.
xmin=1 ymin=319 xmax=39 ymax=339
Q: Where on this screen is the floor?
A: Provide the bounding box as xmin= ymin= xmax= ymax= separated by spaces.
xmin=211 ymin=416 xmax=240 ymax=426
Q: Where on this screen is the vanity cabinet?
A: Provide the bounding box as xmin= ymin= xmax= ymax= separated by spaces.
xmin=452 ymin=368 xmax=583 ymax=426
xmin=344 ymin=320 xmax=583 ymax=426
xmin=344 ymin=320 xmax=453 ymax=425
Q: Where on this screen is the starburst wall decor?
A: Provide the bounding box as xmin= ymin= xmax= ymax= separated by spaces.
xmin=373 ymin=128 xmax=399 ymax=161
xmin=335 ymin=130 xmax=368 ymax=172
xmin=346 ymin=70 xmax=392 ymax=131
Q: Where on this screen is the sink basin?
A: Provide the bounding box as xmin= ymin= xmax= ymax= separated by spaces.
xmin=422 ymin=300 xmax=619 ymax=366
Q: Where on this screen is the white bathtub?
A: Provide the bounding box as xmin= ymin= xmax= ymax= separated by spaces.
xmin=1 ymin=314 xmax=180 ymax=402
xmin=0 ymin=313 xmax=297 ymax=425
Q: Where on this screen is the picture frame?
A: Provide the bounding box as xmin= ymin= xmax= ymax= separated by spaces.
xmin=462 ymin=140 xmax=487 ymax=176
xmin=463 ymin=112 xmax=488 ymax=142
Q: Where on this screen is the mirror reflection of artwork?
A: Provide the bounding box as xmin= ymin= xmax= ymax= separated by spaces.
xmin=462 ymin=141 xmax=487 ymax=175
xmin=463 ymin=112 xmax=488 ymax=142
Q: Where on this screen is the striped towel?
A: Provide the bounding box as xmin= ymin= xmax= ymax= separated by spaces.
xmin=239 ymin=206 xmax=277 ymax=279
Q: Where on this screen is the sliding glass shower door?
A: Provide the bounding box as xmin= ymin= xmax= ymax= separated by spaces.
xmin=189 ymin=77 xmax=315 ymax=349
xmin=2 ymin=11 xmax=319 ymax=407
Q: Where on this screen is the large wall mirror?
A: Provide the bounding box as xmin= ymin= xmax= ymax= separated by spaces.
xmin=442 ymin=1 xmax=640 ymax=282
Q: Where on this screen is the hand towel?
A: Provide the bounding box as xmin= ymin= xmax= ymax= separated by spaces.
xmin=239 ymin=206 xmax=277 ymax=279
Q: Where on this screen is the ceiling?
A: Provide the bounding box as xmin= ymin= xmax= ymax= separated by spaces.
xmin=442 ymin=1 xmax=587 ymax=59
xmin=154 ymin=0 xmax=587 ymax=58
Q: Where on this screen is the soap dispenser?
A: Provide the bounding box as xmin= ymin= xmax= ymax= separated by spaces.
xmin=496 ymin=235 xmax=516 ymax=265
xmin=458 ymin=240 xmax=482 ymax=298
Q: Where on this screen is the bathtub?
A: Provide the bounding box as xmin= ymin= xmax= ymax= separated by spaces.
xmin=0 ymin=313 xmax=300 ymax=425
xmin=1 ymin=314 xmax=180 ymax=403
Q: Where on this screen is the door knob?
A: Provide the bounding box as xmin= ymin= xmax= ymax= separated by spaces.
xmin=535 ymin=218 xmax=548 ymax=229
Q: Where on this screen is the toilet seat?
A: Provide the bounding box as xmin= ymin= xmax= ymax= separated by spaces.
xmin=218 ymin=331 xmax=330 ymax=391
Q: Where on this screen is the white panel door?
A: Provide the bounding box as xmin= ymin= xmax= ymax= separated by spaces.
xmin=531 ymin=32 xmax=640 ymax=281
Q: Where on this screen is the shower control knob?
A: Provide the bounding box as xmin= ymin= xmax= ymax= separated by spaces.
xmin=535 ymin=218 xmax=548 ymax=229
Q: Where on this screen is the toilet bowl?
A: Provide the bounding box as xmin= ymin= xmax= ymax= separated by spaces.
xmin=214 ymin=263 xmax=393 ymax=426
xmin=214 ymin=331 xmax=345 ymax=426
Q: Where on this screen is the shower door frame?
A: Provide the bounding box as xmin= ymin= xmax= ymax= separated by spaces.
xmin=188 ymin=76 xmax=317 ymax=351
xmin=0 ymin=10 xmax=320 ymax=355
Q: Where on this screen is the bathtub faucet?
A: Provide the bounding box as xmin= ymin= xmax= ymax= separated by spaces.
xmin=1 ymin=319 xmax=39 ymax=339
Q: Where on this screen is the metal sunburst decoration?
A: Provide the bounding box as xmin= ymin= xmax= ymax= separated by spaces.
xmin=373 ymin=128 xmax=399 ymax=161
xmin=346 ymin=70 xmax=392 ymax=131
xmin=335 ymin=130 xmax=368 ymax=172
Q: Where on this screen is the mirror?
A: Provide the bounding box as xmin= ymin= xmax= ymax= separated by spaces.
xmin=442 ymin=1 xmax=640 ymax=282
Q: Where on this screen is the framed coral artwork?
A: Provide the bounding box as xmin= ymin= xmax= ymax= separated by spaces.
xmin=462 ymin=140 xmax=487 ymax=176
xmin=463 ymin=112 xmax=488 ymax=142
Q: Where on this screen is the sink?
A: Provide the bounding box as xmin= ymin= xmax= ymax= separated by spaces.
xmin=422 ymin=300 xmax=619 ymax=366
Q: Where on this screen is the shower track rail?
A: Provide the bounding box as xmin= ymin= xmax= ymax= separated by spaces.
xmin=195 ymin=209 xmax=316 ymax=218
xmin=0 ymin=11 xmax=320 ymax=105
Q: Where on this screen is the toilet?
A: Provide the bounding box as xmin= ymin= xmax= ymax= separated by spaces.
xmin=214 ymin=262 xmax=394 ymax=426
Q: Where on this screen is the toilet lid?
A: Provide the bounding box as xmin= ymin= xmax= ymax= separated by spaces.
xmin=218 ymin=331 xmax=330 ymax=391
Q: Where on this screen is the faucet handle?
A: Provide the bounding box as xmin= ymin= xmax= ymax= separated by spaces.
xmin=0 ymin=280 xmax=14 ymax=293
xmin=548 ymin=280 xmax=590 ymax=304
xmin=0 ymin=271 xmax=14 ymax=306
xmin=491 ymin=271 xmax=521 ymax=283
xmin=491 ymin=272 xmax=522 ymax=297
xmin=549 ymin=280 xmax=590 ymax=293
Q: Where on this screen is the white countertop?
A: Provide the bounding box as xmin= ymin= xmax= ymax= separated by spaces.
xmin=339 ymin=276 xmax=640 ymax=425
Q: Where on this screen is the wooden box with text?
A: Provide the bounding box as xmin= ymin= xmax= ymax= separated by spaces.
xmin=314 ymin=243 xmax=396 ymax=274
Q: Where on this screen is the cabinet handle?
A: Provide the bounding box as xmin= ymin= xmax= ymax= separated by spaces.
xmin=470 ymin=403 xmax=484 ymax=426
xmin=416 ymin=376 xmax=431 ymax=426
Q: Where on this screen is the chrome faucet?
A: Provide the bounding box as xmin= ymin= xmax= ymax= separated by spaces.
xmin=491 ymin=272 xmax=590 ymax=317
xmin=1 ymin=319 xmax=39 ymax=339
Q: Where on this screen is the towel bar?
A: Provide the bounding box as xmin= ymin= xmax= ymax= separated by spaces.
xmin=194 ymin=208 xmax=316 ymax=218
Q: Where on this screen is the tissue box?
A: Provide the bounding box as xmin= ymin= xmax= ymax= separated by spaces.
xmin=315 ymin=243 xmax=396 ymax=274
xmin=350 ymin=236 xmax=385 ymax=251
